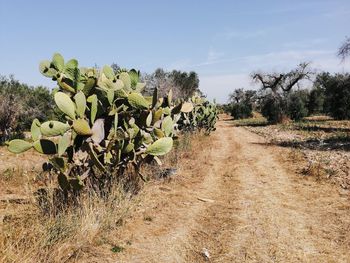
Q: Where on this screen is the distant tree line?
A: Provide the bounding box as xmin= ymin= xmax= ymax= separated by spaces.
xmin=0 ymin=75 xmax=55 ymax=142
xmin=226 ymin=70 xmax=350 ymax=123
xmin=226 ymin=37 xmax=350 ymax=123
xmin=141 ymin=68 xmax=201 ymax=99
xmin=111 ymin=63 xmax=201 ymax=100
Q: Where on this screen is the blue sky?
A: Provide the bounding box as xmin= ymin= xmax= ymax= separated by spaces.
xmin=0 ymin=0 xmax=349 ymax=103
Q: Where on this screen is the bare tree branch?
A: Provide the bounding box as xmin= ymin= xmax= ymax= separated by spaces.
xmin=252 ymin=72 xmax=284 ymax=94
xmin=251 ymin=62 xmax=313 ymax=93
xmin=338 ymin=37 xmax=350 ymax=62
xmin=282 ymin=62 xmax=313 ymax=92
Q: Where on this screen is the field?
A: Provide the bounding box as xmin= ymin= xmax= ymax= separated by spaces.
xmin=1 ymin=115 xmax=350 ymax=262
xmin=237 ymin=115 xmax=350 ymax=189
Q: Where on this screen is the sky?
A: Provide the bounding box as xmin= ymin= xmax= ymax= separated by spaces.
xmin=0 ymin=0 xmax=349 ymax=103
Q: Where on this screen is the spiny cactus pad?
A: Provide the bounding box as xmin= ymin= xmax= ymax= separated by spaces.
xmin=54 ymin=92 xmax=76 ymax=119
xmin=128 ymin=92 xmax=150 ymax=109
xmin=40 ymin=121 xmax=70 ymax=136
xmin=8 ymin=139 xmax=32 ymax=154
xmin=74 ymin=91 xmax=86 ymax=118
xmin=31 ymin=119 xmax=41 ymax=141
xmin=58 ymin=133 xmax=71 ymax=156
xmin=146 ymin=137 xmax=173 ymax=156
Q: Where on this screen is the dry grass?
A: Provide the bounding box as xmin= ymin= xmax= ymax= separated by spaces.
xmin=303 ymin=115 xmax=333 ymax=121
xmin=1 ymin=181 xmax=133 ymax=262
xmin=0 ymin=147 xmax=46 ymax=172
xmin=231 ymin=116 xmax=268 ymax=127
xmin=240 ymin=116 xmax=350 ymax=188
xmin=0 ymin=131 xmax=201 ymax=263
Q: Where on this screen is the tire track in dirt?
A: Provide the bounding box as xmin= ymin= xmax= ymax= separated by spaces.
xmin=116 ymin=119 xmax=232 ymax=263
xmin=116 ymin=117 xmax=350 ymax=263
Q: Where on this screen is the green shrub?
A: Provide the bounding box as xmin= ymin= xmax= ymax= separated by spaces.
xmin=286 ymin=91 xmax=309 ymax=121
xmin=230 ymin=102 xmax=253 ymax=119
xmin=261 ymin=94 xmax=284 ymax=124
xmin=322 ymin=73 xmax=350 ymax=119
xmin=0 ymin=76 xmax=54 ymax=142
xmin=228 ymin=89 xmax=256 ymax=120
xmin=308 ymin=86 xmax=325 ymax=115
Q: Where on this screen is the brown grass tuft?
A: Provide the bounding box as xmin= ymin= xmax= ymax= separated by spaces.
xmin=1 ymin=179 xmax=133 ymax=262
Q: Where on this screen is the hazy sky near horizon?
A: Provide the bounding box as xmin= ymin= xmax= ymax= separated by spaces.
xmin=0 ymin=0 xmax=349 ymax=103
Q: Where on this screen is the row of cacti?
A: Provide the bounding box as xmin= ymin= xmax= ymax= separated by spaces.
xmin=6 ymin=53 xmax=218 ymax=192
xmin=177 ymin=95 xmax=218 ymax=134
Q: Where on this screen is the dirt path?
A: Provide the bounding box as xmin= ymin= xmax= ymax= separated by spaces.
xmin=116 ymin=117 xmax=350 ymax=263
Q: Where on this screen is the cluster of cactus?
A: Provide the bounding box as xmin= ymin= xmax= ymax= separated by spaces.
xmin=6 ymin=53 xmax=217 ymax=192
xmin=177 ymin=94 xmax=218 ymax=134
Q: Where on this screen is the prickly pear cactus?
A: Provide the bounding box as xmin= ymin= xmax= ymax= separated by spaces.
xmin=177 ymin=93 xmax=219 ymax=134
xmin=8 ymin=53 xmax=180 ymax=192
xmin=7 ymin=53 xmax=218 ymax=193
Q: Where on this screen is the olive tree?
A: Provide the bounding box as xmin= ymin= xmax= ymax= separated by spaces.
xmin=251 ymin=63 xmax=313 ymax=123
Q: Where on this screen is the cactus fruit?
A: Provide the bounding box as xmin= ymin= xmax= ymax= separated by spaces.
xmin=154 ymin=128 xmax=165 ymax=138
xmin=73 ymin=119 xmax=92 ymax=135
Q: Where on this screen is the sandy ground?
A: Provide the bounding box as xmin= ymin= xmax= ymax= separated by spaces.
xmin=113 ymin=116 xmax=350 ymax=263
xmin=0 ymin=147 xmax=45 ymax=172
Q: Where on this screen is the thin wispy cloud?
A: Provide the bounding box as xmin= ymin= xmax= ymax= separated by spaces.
xmin=214 ymin=21 xmax=297 ymax=42
xmin=242 ymin=49 xmax=334 ymax=68
xmin=235 ymin=3 xmax=316 ymax=16
xmin=282 ymin=38 xmax=328 ymax=49
xmin=178 ymin=49 xmax=338 ymax=71
xmin=220 ymin=29 xmax=267 ymax=40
